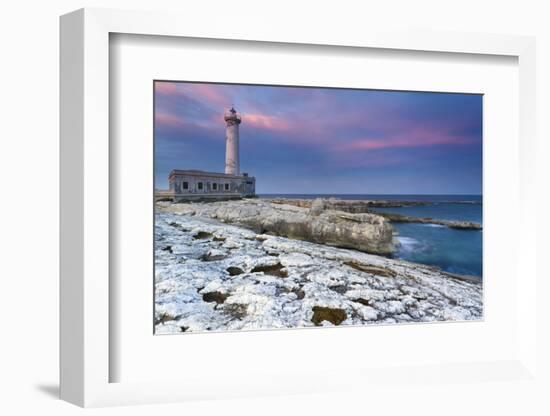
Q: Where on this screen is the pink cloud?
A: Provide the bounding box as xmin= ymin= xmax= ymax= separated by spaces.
xmin=155 ymin=111 xmax=185 ymax=128
xmin=155 ymin=82 xmax=179 ymax=96
xmin=155 ymin=82 xmax=232 ymax=109
xmin=187 ymin=84 xmax=231 ymax=108
xmin=243 ymin=113 xmax=292 ymax=132
xmin=335 ymin=128 xmax=475 ymax=152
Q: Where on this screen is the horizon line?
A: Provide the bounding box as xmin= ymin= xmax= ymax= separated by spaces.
xmin=257 ymin=193 xmax=482 ymax=196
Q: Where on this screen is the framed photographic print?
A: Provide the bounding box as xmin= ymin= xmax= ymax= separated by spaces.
xmin=152 ymin=81 xmax=484 ymax=335
xmin=60 ymin=8 xmax=538 ymax=407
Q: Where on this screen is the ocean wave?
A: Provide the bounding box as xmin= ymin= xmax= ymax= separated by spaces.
xmin=396 ymin=236 xmax=421 ymax=252
xmin=396 ymin=236 xmax=435 ymax=256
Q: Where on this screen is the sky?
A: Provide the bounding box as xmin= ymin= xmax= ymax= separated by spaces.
xmin=154 ymin=81 xmax=482 ymax=195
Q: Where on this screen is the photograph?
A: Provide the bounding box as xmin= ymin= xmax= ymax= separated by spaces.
xmin=153 ymin=81 xmax=483 ymax=334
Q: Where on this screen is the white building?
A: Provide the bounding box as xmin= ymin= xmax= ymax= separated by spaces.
xmin=156 ymin=107 xmax=256 ymax=202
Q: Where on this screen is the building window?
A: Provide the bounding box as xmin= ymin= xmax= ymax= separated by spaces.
xmin=197 ymin=182 xmax=203 ymax=190
xmin=225 ymin=183 xmax=229 ymax=191
xmin=182 ymin=181 xmax=189 ymax=190
xmin=212 ymin=183 xmax=218 ymax=191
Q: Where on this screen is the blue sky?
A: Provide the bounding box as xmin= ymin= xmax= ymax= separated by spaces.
xmin=154 ymin=81 xmax=482 ymax=195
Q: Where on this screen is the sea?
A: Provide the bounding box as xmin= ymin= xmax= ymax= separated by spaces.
xmin=259 ymin=194 xmax=483 ymax=279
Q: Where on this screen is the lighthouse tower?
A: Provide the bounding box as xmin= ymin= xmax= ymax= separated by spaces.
xmin=224 ymin=107 xmax=241 ymax=176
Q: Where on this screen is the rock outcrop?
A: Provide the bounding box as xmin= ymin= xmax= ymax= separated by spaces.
xmin=267 ymin=198 xmax=482 ymax=230
xmin=376 ymin=212 xmax=482 ymax=230
xmin=157 ymin=199 xmax=395 ymax=255
xmin=268 ymin=198 xmax=431 ymax=211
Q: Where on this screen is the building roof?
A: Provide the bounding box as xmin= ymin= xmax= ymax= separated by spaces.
xmin=169 ymin=169 xmax=254 ymax=179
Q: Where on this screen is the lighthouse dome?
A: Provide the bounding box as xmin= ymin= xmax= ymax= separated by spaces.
xmin=224 ymin=107 xmax=241 ymax=123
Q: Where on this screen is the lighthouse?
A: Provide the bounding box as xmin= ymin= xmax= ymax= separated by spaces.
xmin=224 ymin=107 xmax=241 ymax=175
xmin=159 ymin=105 xmax=255 ymax=202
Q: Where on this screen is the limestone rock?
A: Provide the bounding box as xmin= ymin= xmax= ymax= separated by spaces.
xmin=309 ymin=198 xmax=326 ymax=216
xmin=158 ymin=199 xmax=394 ymax=255
xmin=266 ymin=198 xmax=482 ymax=230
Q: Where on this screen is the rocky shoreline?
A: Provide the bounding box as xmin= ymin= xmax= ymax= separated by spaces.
xmin=155 ymin=199 xmax=483 ymax=333
xmin=267 ymin=198 xmax=432 ymax=210
xmin=374 ymin=212 xmax=482 ymax=230
xmin=266 ymin=198 xmax=482 ymax=230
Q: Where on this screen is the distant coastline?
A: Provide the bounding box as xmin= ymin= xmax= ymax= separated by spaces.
xmin=259 ymin=194 xmax=482 ymax=204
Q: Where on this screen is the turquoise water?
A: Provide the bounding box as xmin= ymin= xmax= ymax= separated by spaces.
xmin=260 ymin=194 xmax=483 ymax=279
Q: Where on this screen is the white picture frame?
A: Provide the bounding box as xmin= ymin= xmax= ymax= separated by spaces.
xmin=60 ymin=7 xmax=538 ymax=407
